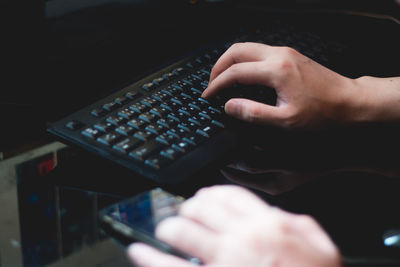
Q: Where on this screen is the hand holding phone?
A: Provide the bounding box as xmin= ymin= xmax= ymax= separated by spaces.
xmin=99 ymin=188 xmax=201 ymax=264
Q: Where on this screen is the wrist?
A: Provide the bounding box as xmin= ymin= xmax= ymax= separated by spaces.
xmin=350 ymin=76 xmax=400 ymax=124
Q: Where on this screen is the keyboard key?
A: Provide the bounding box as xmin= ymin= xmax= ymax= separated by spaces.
xmin=145 ymin=155 xmax=171 ymax=170
xmin=91 ymin=108 xmax=107 ymax=118
xmin=103 ymin=102 xmax=119 ymax=112
xmin=134 ymin=130 xmax=154 ymax=142
xmin=155 ymin=133 xmax=178 ymax=146
xmin=172 ymin=67 xmax=185 ymax=75
xmin=152 ymin=92 xmax=169 ymax=101
xmin=65 ymin=120 xmax=84 ymax=130
xmin=188 ymin=102 xmax=201 ymax=111
xmin=172 ymin=81 xmax=190 ymax=91
xmin=156 ymin=118 xmax=177 ymax=129
xmin=184 ymin=90 xmax=201 ymax=99
xmin=145 ymin=124 xmax=166 ymax=135
xmin=167 ymin=128 xmax=186 ymax=139
xmin=200 ymin=81 xmax=209 ymax=90
xmin=168 ymin=112 xmax=188 ymax=122
xmin=162 ymin=72 xmax=176 ymax=80
xmin=140 ymin=97 xmax=159 ymax=108
xmin=176 ymin=96 xmax=192 ymax=105
xmin=183 ymin=75 xmax=202 ymax=86
xmin=188 ymin=116 xmax=207 ymax=126
xmin=118 ymin=108 xmax=136 ymax=119
xmin=97 ymin=132 xmax=123 ymax=146
xmin=170 ymin=97 xmax=183 ymax=106
xmin=199 ymin=68 xmax=211 ymax=75
xmin=196 ymin=124 xmax=218 ymax=138
xmin=191 ymin=87 xmax=203 ymax=94
xmin=81 ymin=127 xmax=102 ymax=139
xmin=178 ymin=122 xmax=197 ymax=132
xmin=182 ymin=134 xmax=205 ymax=146
xmin=180 ymin=92 xmax=193 ymax=100
xmin=115 ymin=125 xmax=135 ymax=136
xmin=199 ymin=109 xmax=220 ymax=120
xmin=139 ymin=112 xmax=157 ymax=123
xmin=208 ymin=106 xmax=222 ymax=114
xmin=199 ymin=111 xmax=212 ymax=120
xmin=142 ymin=82 xmax=155 ymax=91
xmin=160 ymin=147 xmax=182 ymax=160
xmin=127 ymin=118 xmax=146 ymax=130
xmin=106 ymin=115 xmax=126 ymax=126
xmin=125 ymin=91 xmax=141 ymax=100
xmin=94 ymin=122 xmax=115 ymax=133
xmin=211 ymin=119 xmax=225 ymax=128
xmin=198 ymin=97 xmax=211 ymax=105
xmin=152 ymin=77 xmax=166 ymax=85
xmin=114 ymin=96 xmax=129 ymax=105
xmin=113 ymin=137 xmax=142 ymax=154
xmin=129 ymin=140 xmax=164 ymax=161
xmin=178 ymin=107 xmax=197 ymax=116
xmin=161 ymin=86 xmax=180 ymax=96
xmin=172 ymin=141 xmax=191 ymax=153
xmin=129 ymin=103 xmax=148 ymax=114
xmin=161 ymin=101 xmax=180 ymax=112
xmin=177 ymin=123 xmax=191 ymax=133
xmin=150 ymin=107 xmax=169 ymax=117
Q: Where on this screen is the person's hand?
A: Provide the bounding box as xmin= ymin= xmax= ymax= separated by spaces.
xmin=127 ymin=185 xmax=342 ymax=267
xmin=202 ymin=42 xmax=400 ymax=130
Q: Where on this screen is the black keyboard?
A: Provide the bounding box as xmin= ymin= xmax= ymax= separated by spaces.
xmin=47 ymin=23 xmax=346 ymax=183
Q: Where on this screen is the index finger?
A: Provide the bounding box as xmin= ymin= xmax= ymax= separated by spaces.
xmin=209 ymin=42 xmax=272 ymax=82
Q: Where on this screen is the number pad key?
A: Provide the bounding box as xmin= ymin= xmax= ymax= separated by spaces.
xmin=97 ymin=132 xmax=123 ymax=146
xmin=113 ymin=137 xmax=142 ymax=154
xmin=81 ymin=127 xmax=102 ymax=139
xmin=129 ymin=140 xmax=164 ymax=161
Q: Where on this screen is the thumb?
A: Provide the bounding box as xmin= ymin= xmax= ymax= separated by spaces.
xmin=225 ymin=98 xmax=286 ymax=127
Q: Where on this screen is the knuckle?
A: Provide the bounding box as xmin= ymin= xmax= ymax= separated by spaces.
xmin=279 ymin=46 xmax=299 ymax=57
xmin=273 ymin=47 xmax=298 ymax=74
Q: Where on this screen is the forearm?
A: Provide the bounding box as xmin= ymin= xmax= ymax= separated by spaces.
xmin=343 ymin=76 xmax=400 ymax=124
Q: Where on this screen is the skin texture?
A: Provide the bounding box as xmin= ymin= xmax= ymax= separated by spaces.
xmin=127 ymin=185 xmax=342 ymax=267
xmin=202 ymin=43 xmax=400 ymax=130
xmin=127 ymin=42 xmax=399 ymax=267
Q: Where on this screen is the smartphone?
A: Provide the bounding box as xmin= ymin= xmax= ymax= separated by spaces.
xmin=99 ymin=187 xmax=201 ymax=264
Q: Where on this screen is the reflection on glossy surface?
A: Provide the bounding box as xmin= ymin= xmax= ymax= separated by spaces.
xmin=2 ymin=126 xmax=400 ymax=266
